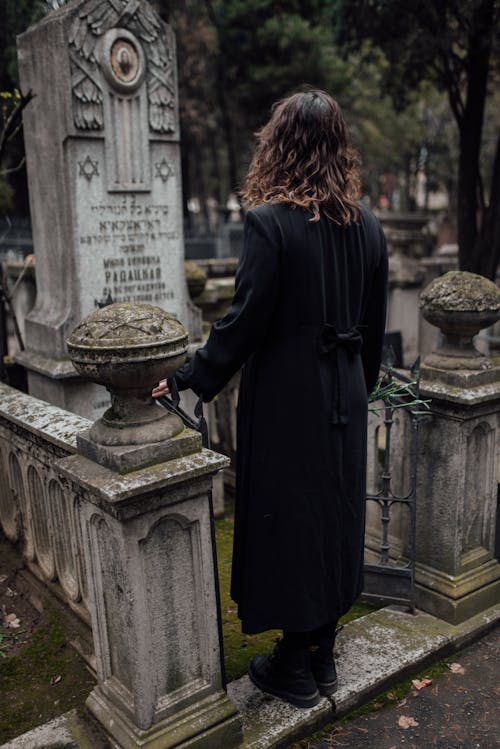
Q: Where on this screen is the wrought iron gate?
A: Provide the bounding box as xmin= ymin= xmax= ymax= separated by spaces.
xmin=362 ymin=357 xmax=429 ymax=612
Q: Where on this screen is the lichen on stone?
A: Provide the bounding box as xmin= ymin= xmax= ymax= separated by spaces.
xmin=420 ymin=271 xmax=500 ymax=313
xmin=185 ymin=261 xmax=208 ymax=299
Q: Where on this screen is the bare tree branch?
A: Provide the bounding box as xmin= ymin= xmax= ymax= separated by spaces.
xmin=0 ymin=89 xmax=34 ymax=167
xmin=1 ymin=157 xmax=26 ymax=176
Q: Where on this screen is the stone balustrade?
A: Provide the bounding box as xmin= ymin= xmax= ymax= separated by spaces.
xmin=0 ymin=382 xmax=91 ymax=623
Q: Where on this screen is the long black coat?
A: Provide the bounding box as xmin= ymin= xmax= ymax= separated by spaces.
xmin=174 ymin=203 xmax=388 ymax=634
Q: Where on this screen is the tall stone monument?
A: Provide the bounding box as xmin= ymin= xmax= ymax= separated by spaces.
xmin=17 ymin=0 xmax=199 ymax=419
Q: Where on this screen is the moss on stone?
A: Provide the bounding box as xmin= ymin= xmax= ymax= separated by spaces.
xmin=185 ymin=261 xmax=208 ymax=300
xmin=420 ymin=271 xmax=500 ymax=313
xmin=0 ymin=606 xmax=95 ymax=744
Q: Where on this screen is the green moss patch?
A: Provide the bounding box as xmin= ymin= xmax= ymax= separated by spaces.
xmin=0 ymin=608 xmax=95 ymax=745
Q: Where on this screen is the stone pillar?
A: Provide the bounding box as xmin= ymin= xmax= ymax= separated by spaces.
xmin=57 ymin=303 xmax=243 ymax=749
xmin=381 ymin=212 xmax=432 ymax=366
xmin=416 ymin=271 xmax=500 ymax=623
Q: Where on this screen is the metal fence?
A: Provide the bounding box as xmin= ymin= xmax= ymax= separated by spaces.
xmin=363 ymin=357 xmax=429 ymax=612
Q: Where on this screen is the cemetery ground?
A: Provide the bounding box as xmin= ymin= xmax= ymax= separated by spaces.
xmin=0 ymin=518 xmax=377 ymax=744
xmin=290 ymin=627 xmax=500 ymax=749
xmin=1 ymin=517 xmax=498 ymax=747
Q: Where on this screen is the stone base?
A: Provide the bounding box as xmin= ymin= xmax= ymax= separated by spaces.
xmin=87 ymin=686 xmax=243 ymax=749
xmin=420 ymin=361 xmax=500 ymax=389
xmin=15 ymin=350 xmax=110 ymax=420
xmin=77 ymin=427 xmax=202 ymax=474
xmin=415 ymin=559 xmax=500 ymax=624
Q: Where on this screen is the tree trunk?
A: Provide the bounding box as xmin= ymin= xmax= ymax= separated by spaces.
xmin=455 ymin=0 xmax=494 ymax=273
xmin=204 ymin=0 xmax=239 ymax=194
xmin=474 ymin=129 xmax=500 ymax=280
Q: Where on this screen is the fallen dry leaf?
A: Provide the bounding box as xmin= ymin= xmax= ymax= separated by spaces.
xmin=412 ymin=678 xmax=433 ymax=690
xmin=4 ymin=613 xmax=20 ymax=628
xmin=397 ymin=698 xmax=408 ymax=708
xmin=387 ymin=692 xmax=398 ymax=700
xmin=449 ymin=662 xmax=465 ymax=674
xmin=0 ymin=574 xmax=8 ymax=584
xmin=398 ymin=715 xmax=419 ymax=729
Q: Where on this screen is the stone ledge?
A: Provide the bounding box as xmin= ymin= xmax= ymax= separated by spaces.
xmin=3 ymin=604 xmax=499 ymax=749
xmin=0 ymin=708 xmax=110 ymax=749
xmin=15 ymin=350 xmax=80 ymax=379
xmin=0 ymin=382 xmax=91 ymax=451
xmin=57 ymin=447 xmax=230 ymax=516
xmin=228 ymin=603 xmax=500 ymax=749
xmin=420 ymin=376 xmax=500 ymax=405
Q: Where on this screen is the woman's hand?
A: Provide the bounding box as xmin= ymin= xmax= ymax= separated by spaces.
xmin=152 ymin=379 xmax=170 ymax=398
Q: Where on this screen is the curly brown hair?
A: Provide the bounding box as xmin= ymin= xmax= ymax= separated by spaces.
xmin=241 ymin=90 xmax=361 ymax=225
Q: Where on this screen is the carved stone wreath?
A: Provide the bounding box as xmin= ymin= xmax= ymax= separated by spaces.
xmin=68 ymin=0 xmax=176 ymax=134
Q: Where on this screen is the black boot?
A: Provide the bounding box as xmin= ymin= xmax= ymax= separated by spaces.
xmin=248 ymin=639 xmax=321 ymax=708
xmin=309 ymin=626 xmax=339 ymax=696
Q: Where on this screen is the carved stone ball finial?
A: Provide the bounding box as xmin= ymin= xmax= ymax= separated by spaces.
xmin=420 ymin=271 xmax=500 ymax=370
xmin=67 ymin=303 xmax=188 ymax=448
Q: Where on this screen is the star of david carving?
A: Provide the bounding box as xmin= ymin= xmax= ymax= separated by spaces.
xmin=154 ymin=158 xmax=174 ymax=182
xmin=78 ymin=155 xmax=100 ymax=181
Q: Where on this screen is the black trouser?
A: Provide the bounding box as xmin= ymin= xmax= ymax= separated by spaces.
xmin=282 ymin=620 xmax=338 ymax=650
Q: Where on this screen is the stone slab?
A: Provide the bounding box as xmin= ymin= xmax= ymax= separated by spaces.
xmin=76 ymin=426 xmax=201 ymax=474
xmin=0 ymin=708 xmax=111 ymax=749
xmin=0 ymin=382 xmax=91 ymax=451
xmin=15 ymin=350 xmax=79 ymax=379
xmin=227 ymin=603 xmax=500 ymax=749
xmin=57 ymin=447 xmax=230 ymax=516
xmin=87 ymin=687 xmax=242 ymax=749
xmin=420 ymin=374 xmax=500 ymax=405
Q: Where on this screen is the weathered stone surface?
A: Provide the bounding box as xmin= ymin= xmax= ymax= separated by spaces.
xmin=16 ymin=0 xmax=197 ymax=419
xmin=3 ymin=604 xmax=499 ymax=749
xmin=420 ymin=270 xmax=500 ymax=314
xmin=76 ymin=426 xmax=201 ymax=474
xmin=380 ymin=212 xmax=432 ymax=261
xmin=420 ymin=271 xmax=500 ymax=374
xmin=382 ymin=214 xmax=432 ymax=366
xmin=0 ymin=381 xmax=90 ymax=451
xmin=0 ymin=708 xmax=110 ymax=749
xmin=0 ymin=383 xmax=92 ymax=630
xmin=67 ymin=302 xmax=190 ymax=463
xmin=185 ymin=261 xmax=208 ymax=300
xmin=57 ymin=449 xmax=228 ymax=517
xmin=227 ymin=603 xmax=500 ymax=749
xmin=57 ymin=442 xmax=240 ymax=748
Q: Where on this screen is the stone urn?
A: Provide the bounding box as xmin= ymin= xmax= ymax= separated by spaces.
xmin=420 ymin=271 xmax=500 ymax=370
xmin=185 ymin=260 xmax=207 ymax=300
xmin=67 ymin=302 xmax=188 ymax=449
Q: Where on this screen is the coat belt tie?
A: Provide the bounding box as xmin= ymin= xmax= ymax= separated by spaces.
xmin=317 ymin=323 xmax=364 ymax=425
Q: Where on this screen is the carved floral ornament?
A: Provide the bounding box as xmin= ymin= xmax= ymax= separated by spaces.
xmin=69 ymin=0 xmax=176 ymax=134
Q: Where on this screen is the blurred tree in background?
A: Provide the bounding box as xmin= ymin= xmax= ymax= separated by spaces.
xmin=333 ymin=0 xmax=500 ymax=276
xmin=0 ymin=0 xmax=43 ymax=217
xmin=1 ymin=0 xmax=499 ymax=275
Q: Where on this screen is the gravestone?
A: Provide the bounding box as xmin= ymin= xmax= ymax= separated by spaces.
xmin=16 ymin=0 xmax=200 ymax=419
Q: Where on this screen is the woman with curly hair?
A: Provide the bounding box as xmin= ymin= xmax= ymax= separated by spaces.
xmin=153 ymin=90 xmax=388 ymax=709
